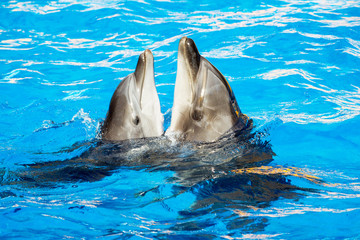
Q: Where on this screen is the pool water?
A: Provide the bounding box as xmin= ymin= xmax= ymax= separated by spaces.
xmin=1 ymin=0 xmax=360 ymax=239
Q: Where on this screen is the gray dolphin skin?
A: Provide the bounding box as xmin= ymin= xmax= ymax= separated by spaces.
xmin=166 ymin=36 xmax=250 ymax=142
xmin=101 ymin=49 xmax=164 ymax=141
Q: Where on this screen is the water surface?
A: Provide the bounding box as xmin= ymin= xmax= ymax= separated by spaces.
xmin=1 ymin=0 xmax=360 ymax=239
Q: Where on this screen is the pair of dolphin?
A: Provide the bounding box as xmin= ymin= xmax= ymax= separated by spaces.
xmin=101 ymin=37 xmax=250 ymax=142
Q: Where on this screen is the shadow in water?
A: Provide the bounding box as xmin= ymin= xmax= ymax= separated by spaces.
xmin=7 ymin=125 xmax=274 ymax=186
xmin=1 ymin=126 xmax=317 ymax=236
xmin=171 ymin=173 xmax=312 ymax=235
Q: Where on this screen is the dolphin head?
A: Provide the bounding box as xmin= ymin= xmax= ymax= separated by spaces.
xmin=167 ymin=36 xmax=249 ymax=142
xmin=101 ymin=49 xmax=164 ymax=141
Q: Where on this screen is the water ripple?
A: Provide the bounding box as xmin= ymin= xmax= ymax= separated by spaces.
xmin=181 ymin=7 xmax=303 ymax=32
xmin=1 ymin=68 xmax=44 ymax=84
xmin=3 ymin=1 xmax=125 ymax=14
xmin=253 ymin=203 xmax=360 ymax=218
xmin=282 ymin=29 xmax=342 ymax=40
xmin=62 ymin=89 xmax=91 ymax=101
xmin=325 ymin=85 xmax=360 ymax=112
xmin=344 ymin=38 xmax=360 ymax=58
xmin=5 ymin=2 xmax=68 ymax=14
xmin=203 ymin=40 xmax=268 ymax=60
xmin=260 ymin=68 xmax=320 ymax=82
xmin=319 ymin=17 xmax=360 ymax=27
xmin=41 ymin=79 xmax=103 ymax=87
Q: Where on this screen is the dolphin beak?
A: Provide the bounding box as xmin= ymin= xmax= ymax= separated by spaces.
xmin=134 ymin=49 xmax=163 ymax=136
xmin=178 ymin=37 xmax=201 ymax=82
xmin=134 ymin=49 xmax=154 ymax=108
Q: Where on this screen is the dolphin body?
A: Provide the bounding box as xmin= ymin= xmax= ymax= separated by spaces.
xmin=101 ymin=49 xmax=164 ymax=141
xmin=101 ymin=38 xmax=250 ymax=143
xmin=166 ymin=37 xmax=251 ymax=142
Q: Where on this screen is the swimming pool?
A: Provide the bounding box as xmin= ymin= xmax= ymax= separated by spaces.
xmin=1 ymin=0 xmax=360 ymax=239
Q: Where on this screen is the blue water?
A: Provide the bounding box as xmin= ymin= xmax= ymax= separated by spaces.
xmin=1 ymin=0 xmax=360 ymax=239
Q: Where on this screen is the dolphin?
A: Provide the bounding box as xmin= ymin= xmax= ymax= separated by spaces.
xmin=101 ymin=49 xmax=164 ymax=141
xmin=166 ymin=37 xmax=251 ymax=142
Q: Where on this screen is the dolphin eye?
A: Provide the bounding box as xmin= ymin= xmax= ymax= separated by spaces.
xmin=191 ymin=110 xmax=203 ymax=121
xmin=133 ymin=116 xmax=140 ymax=125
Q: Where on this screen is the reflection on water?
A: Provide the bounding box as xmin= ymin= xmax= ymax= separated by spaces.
xmin=12 ymin=123 xmax=269 ymax=184
xmin=1 ymin=126 xmax=322 ymax=236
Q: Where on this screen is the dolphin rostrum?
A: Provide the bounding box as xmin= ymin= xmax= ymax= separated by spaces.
xmin=101 ymin=49 xmax=164 ymax=141
xmin=166 ymin=37 xmax=250 ymax=142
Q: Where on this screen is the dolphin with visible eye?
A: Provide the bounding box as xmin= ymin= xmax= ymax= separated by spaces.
xmin=166 ymin=37 xmax=251 ymax=142
xmin=101 ymin=49 xmax=164 ymax=141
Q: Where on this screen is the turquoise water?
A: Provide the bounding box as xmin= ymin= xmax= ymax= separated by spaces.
xmin=1 ymin=0 xmax=360 ymax=239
